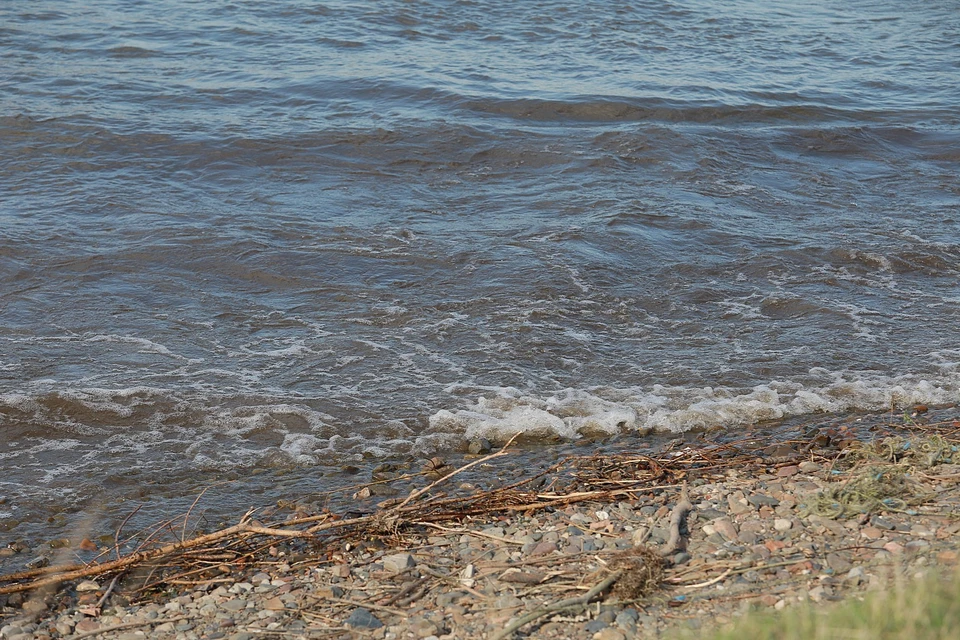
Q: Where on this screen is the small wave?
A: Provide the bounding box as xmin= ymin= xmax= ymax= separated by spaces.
xmin=462 ymin=97 xmax=862 ymax=124
xmin=106 ymin=45 xmax=160 ymax=58
xmin=430 ymin=370 xmax=960 ymax=440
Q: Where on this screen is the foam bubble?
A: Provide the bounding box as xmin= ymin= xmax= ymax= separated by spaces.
xmin=430 ymin=370 xmax=960 ymax=439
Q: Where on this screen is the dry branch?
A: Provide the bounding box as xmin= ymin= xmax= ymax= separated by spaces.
xmin=489 ymin=569 xmax=624 ymax=640
xmin=660 ymin=482 xmax=693 ymax=557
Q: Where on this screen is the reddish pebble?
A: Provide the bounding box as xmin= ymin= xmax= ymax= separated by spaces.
xmin=765 ymin=540 xmax=785 ymax=552
xmin=788 ymin=560 xmax=813 ymax=573
xmin=937 ymin=550 xmax=958 ymax=563
xmin=777 ymin=465 xmax=799 ymax=477
xmin=77 ymin=538 xmax=97 ymax=552
xmin=860 ymin=526 xmax=883 ymax=540
xmin=883 ymin=542 xmax=904 ymax=555
xmin=529 ymin=541 xmax=558 ymax=557
xmin=75 ymin=621 xmax=101 ymax=634
xmin=759 ymin=594 xmax=779 ymax=607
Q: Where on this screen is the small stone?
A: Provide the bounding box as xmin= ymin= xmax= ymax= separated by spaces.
xmin=777 ymin=465 xmax=799 ymax=477
xmin=845 ymin=566 xmax=866 ymax=585
xmin=759 ymin=594 xmax=779 ymax=607
xmin=774 ymin=518 xmax=793 ymax=532
xmin=861 ymin=526 xmax=883 ymax=540
xmin=21 ymin=600 xmax=46 ymax=615
xmin=747 ymin=494 xmax=779 ymax=508
xmin=382 ymin=553 xmax=416 ymax=573
xmin=798 ymin=461 xmax=821 ymax=473
xmin=751 ymin=544 xmax=771 ymax=560
xmin=871 ymin=516 xmax=896 ymax=530
xmin=738 ymin=531 xmax=758 ymax=544
xmin=808 ymin=586 xmax=826 ymax=603
xmin=499 ymin=569 xmax=547 ymax=584
xmin=615 ymin=608 xmax=639 ymax=631
xmin=528 ymin=541 xmax=558 ymax=557
xmin=75 ymin=620 xmax=101 ymax=634
xmin=740 ymin=519 xmax=765 ymax=534
xmin=937 ymin=550 xmax=958 ymax=563
xmin=263 ymin=597 xmax=285 ymax=611
xmin=468 ymin=438 xmax=492 ymax=454
xmin=345 ymin=608 xmax=384 ymax=629
xmin=222 ymin=599 xmax=247 ymax=612
xmin=883 ymin=542 xmax=904 ymax=555
xmin=77 ymin=538 xmax=98 ymax=552
xmin=75 ymin=580 xmax=101 ymax=592
xmin=410 ymin=617 xmax=440 ymax=637
xmin=672 ymin=552 xmax=691 ymax=565
xmin=727 ymin=492 xmax=751 ymax=515
xmin=826 ymin=552 xmax=852 ymax=573
xmin=712 ymin=518 xmax=738 ymax=541
xmin=583 ymin=619 xmax=609 ymax=633
xmin=630 ymin=528 xmax=649 ymax=546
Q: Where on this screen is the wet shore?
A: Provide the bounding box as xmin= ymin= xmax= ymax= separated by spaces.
xmin=2 ymin=407 xmax=959 ymax=639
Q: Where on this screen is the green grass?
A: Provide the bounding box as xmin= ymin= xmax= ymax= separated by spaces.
xmin=680 ymin=568 xmax=960 ymax=640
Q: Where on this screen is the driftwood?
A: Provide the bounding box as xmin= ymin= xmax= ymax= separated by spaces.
xmin=7 ymin=417 xmax=947 ymax=600
xmin=660 ymin=482 xmax=693 ymax=557
xmin=0 ymin=435 xmax=525 ymax=595
xmin=490 ymin=569 xmax=625 ymax=640
xmin=0 ymin=518 xmax=311 ymax=595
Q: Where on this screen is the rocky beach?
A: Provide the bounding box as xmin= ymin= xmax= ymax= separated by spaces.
xmin=3 ymin=407 xmax=960 ymax=640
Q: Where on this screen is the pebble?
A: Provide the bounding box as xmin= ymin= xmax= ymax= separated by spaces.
xmin=747 ymin=494 xmax=779 ymax=508
xmin=528 ymin=541 xmax=558 ymax=557
xmin=468 ymin=438 xmax=492 ymax=454
xmin=759 ymin=594 xmax=779 ymax=607
xmin=615 ymin=608 xmax=640 ymax=628
xmin=883 ymin=542 xmax=904 ymax=555
xmin=75 ymin=580 xmax=101 ymax=592
xmin=860 ymin=526 xmax=883 ymax=540
xmin=345 ymin=608 xmax=384 ymax=629
xmin=712 ymin=518 xmax=738 ymax=541
xmin=773 ymin=518 xmax=793 ymax=532
xmin=583 ymin=619 xmax=609 ymax=633
xmin=382 ymin=552 xmax=416 ymax=573
xmin=826 ymin=552 xmax=852 ymax=573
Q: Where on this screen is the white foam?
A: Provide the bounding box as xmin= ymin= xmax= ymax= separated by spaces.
xmin=85 ymin=334 xmax=182 ymax=358
xmin=430 ymin=370 xmax=960 ymax=439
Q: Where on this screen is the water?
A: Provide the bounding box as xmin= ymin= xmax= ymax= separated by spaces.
xmin=2 ymin=0 xmax=959 ymax=542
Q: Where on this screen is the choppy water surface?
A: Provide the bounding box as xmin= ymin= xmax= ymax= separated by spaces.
xmin=2 ymin=0 xmax=959 ymax=541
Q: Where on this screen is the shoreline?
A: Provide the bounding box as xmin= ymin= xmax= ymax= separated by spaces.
xmin=2 ymin=407 xmax=959 ymax=639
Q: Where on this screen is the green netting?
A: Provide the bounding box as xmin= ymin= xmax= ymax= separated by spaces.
xmin=803 ymin=464 xmax=936 ymax=519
